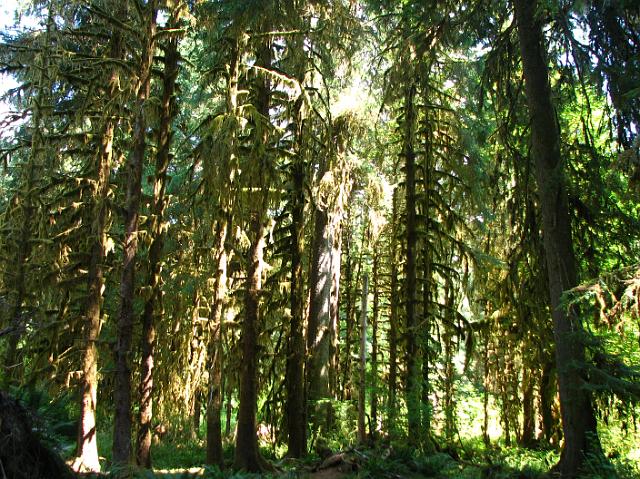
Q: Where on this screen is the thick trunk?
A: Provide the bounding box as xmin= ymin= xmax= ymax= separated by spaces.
xmin=514 ymin=0 xmax=602 ymax=475
xmin=403 ymin=83 xmax=421 ymax=443
xmin=286 ymin=143 xmax=307 ymax=457
xmin=306 ymin=204 xmax=333 ymax=433
xmin=113 ymin=4 xmax=157 ymax=465
xmin=357 ymin=271 xmax=368 ymax=444
xmin=136 ymin=27 xmax=178 ymax=469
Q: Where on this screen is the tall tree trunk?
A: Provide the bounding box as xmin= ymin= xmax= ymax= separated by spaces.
xmin=357 ymin=270 xmax=368 ymax=444
xmin=403 ymin=82 xmax=421 ymax=444
xmin=286 ymin=122 xmax=307 ymax=457
xmin=539 ymin=359 xmax=556 ymax=444
xmin=135 ymin=26 xmax=178 ymax=469
xmin=329 ymin=226 xmax=342 ymax=403
xmin=234 ymin=214 xmax=267 ymax=472
xmin=370 ymin=252 xmax=379 ymax=441
xmin=113 ymin=3 xmax=157 ymax=465
xmin=209 ymin=34 xmax=239 ymax=466
xmin=306 ymin=202 xmax=332 ymax=430
xmin=233 ymin=35 xmax=271 ymax=473
xmin=514 ymin=0 xmax=602 ymax=475
xmin=521 ymin=366 xmax=536 ymax=448
xmin=207 ymin=221 xmax=227 ymax=468
xmin=75 ymin=42 xmax=121 ymax=470
xmin=386 ymin=189 xmax=399 ymax=432
xmin=341 ymin=222 xmax=354 ymax=401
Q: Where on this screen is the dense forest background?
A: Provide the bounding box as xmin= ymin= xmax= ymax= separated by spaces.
xmin=0 ymin=0 xmax=639 ymax=478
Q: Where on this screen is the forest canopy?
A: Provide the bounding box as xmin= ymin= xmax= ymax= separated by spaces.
xmin=0 ymin=0 xmax=639 ymax=478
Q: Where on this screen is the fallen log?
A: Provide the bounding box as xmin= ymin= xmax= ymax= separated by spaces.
xmin=0 ymin=389 xmax=75 ymax=479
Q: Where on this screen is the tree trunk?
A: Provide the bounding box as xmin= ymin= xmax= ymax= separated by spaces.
xmin=403 ymin=82 xmax=421 ymax=444
xmin=75 ymin=84 xmax=117 ymax=476
xmin=370 ymin=252 xmax=379 ymax=441
xmin=234 ymin=215 xmax=267 ymax=472
xmin=286 ymin=126 xmax=307 ymax=457
xmin=521 ymin=366 xmax=536 ymax=448
xmin=74 ymin=5 xmax=123 ymax=473
xmin=341 ymin=222 xmax=354 ymax=401
xmin=207 ymin=221 xmax=227 ymax=468
xmin=539 ymin=360 xmax=556 ymax=444
xmin=113 ymin=3 xmax=157 ymax=465
xmin=306 ymin=203 xmax=332 ymax=430
xmin=514 ymin=0 xmax=602 ymax=475
xmin=329 ymin=225 xmax=342 ymax=403
xmin=357 ymin=270 xmax=368 ymax=444
xmin=233 ymin=35 xmax=271 ymax=473
xmin=135 ymin=24 xmax=178 ymax=469
xmin=387 ymin=188 xmax=399 ymax=432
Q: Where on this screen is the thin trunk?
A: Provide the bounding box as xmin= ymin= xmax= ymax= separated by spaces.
xmin=75 ymin=21 xmax=124 ymax=472
xmin=370 ymin=253 xmax=379 ymax=441
xmin=443 ymin=330 xmax=455 ymax=445
xmin=75 ymin=100 xmax=115 ymax=475
xmin=514 ymin=0 xmax=602 ymax=475
xmin=342 ymin=223 xmax=354 ymax=401
xmin=521 ymin=366 xmax=535 ymax=448
xmin=482 ymin=333 xmax=490 ymax=447
xmin=225 ymin=385 xmax=233 ymax=436
xmin=539 ymin=360 xmax=555 ymax=444
xmin=233 ymin=35 xmax=271 ymax=472
xmin=443 ymin=279 xmax=455 ymax=446
xmin=403 ymin=82 xmax=420 ymax=444
xmin=113 ymin=4 xmax=157 ymax=465
xmin=329 ymin=226 xmax=342 ymax=402
xmin=357 ymin=271 xmax=368 ymax=444
xmin=206 ymin=223 xmax=226 ymax=468
xmin=286 ymin=122 xmax=306 ymax=457
xmin=135 ymin=26 xmax=178 ymax=469
xmin=387 ymin=189 xmax=399 ymax=431
xmin=234 ymin=215 xmax=267 ymax=472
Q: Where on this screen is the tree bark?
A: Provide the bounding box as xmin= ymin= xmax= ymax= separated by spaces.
xmin=234 ymin=215 xmax=266 ymax=472
xmin=341 ymin=222 xmax=354 ymax=401
xmin=113 ymin=3 xmax=157 ymax=465
xmin=514 ymin=0 xmax=602 ymax=475
xmin=74 ymin=8 xmax=126 ymax=471
xmin=387 ymin=188 xmax=399 ymax=431
xmin=206 ymin=221 xmax=227 ymax=468
xmin=233 ymin=35 xmax=271 ymax=473
xmin=306 ymin=201 xmax=332 ymax=430
xmin=135 ymin=24 xmax=178 ymax=468
xmin=286 ymin=121 xmax=307 ymax=457
xmin=403 ymin=82 xmax=421 ymax=444
xmin=357 ymin=270 xmax=368 ymax=444
xmin=370 ymin=252 xmax=379 ymax=441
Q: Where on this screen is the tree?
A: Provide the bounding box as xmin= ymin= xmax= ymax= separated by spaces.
xmin=112 ymin=1 xmax=158 ymax=464
xmin=514 ymin=0 xmax=603 ymax=475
